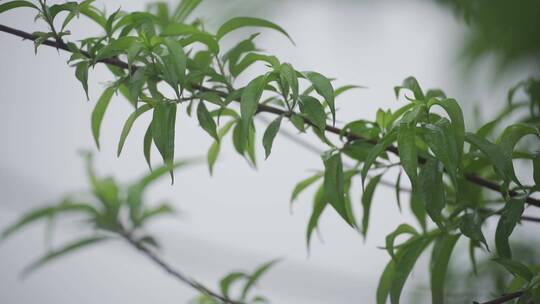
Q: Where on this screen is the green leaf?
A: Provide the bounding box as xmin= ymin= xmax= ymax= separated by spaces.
xmin=306 ymin=184 xmax=327 ymax=248
xmin=232 ymin=122 xmax=246 ymax=155
xmin=95 ymin=36 xmax=138 ymax=61
xmin=430 ymin=233 xmax=460 ymax=304
xmin=410 ymin=190 xmax=427 ymax=232
xmin=493 ymin=257 xmax=534 ymax=281
xmin=304 ymin=71 xmax=336 ymax=124
xmin=117 ymin=104 xmax=152 ymax=157
xmin=335 ymin=84 xmax=364 ymax=97
xmin=397 ymin=123 xmax=418 ymax=189
xmin=217 ymin=17 xmax=294 ymax=44
xmin=241 ymin=75 xmax=267 ymax=135
xmin=361 ymin=174 xmax=383 ymax=238
xmin=91 ymin=86 xmax=115 ymax=149
xmin=241 ymin=259 xmax=280 ymax=300
xmin=385 ymin=223 xmax=418 ymax=260
xmin=75 ymin=61 xmax=90 ymax=100
xmin=497 ymin=123 xmax=540 ymax=158
xmin=299 ymin=95 xmax=326 ymax=132
xmin=534 ymin=154 xmax=540 ymax=186
xmin=172 ymin=0 xmax=202 ymax=22
xmin=137 ymin=203 xmax=175 ymax=225
xmin=1 ymin=202 xmax=97 ymax=241
xmin=377 ymin=259 xmax=396 ymax=304
xmin=220 ymin=272 xmax=247 ymax=299
xmin=207 ymin=120 xmax=235 ymax=175
xmin=323 ymin=153 xmax=355 ymax=226
xmin=197 ymin=101 xmax=218 ymax=141
xmin=423 ymin=118 xmax=458 ymax=186
xmin=151 ymin=102 xmax=177 ymax=181
xmin=495 ymin=196 xmax=526 ymax=258
xmin=418 ymin=158 xmax=445 ymax=226
xmin=160 ymin=38 xmax=187 ymax=95
xmin=280 ymin=63 xmax=299 ymax=102
xmin=290 ymin=173 xmax=323 ymax=203
xmin=231 ymin=53 xmax=279 ymax=77
xmin=459 ymin=213 xmax=488 ymax=250
xmin=428 ymin=98 xmax=465 ymax=162
xmin=361 ymin=130 xmax=398 ymax=184
xmin=181 ymin=33 xmax=220 ymax=54
xmin=22 ymin=236 xmax=107 ymax=276
xmin=465 ymin=132 xmax=518 ymax=186
xmin=143 ymin=122 xmax=153 ymax=170
xmin=262 ymin=116 xmax=282 ymax=159
xmin=0 ymin=1 xmax=37 ymax=14
xmin=390 ymin=236 xmax=433 ymax=304
xmin=394 ymin=76 xmax=424 ymax=100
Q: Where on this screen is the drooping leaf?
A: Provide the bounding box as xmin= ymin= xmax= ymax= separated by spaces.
xmin=495 ymin=195 xmax=526 ymax=258
xmin=22 ymin=236 xmax=108 ymax=276
xmin=220 ymin=272 xmax=247 ymax=300
xmin=306 ymin=184 xmax=327 ymax=248
xmin=384 ymin=223 xmax=418 ymax=260
xmin=143 ymin=122 xmax=153 ymax=170
xmin=428 ymin=98 xmax=465 ymax=162
xmin=394 ymin=76 xmax=424 ymax=100
xmin=361 ymin=174 xmax=383 ymax=238
xmin=117 ymin=104 xmax=152 ymax=157
xmin=304 ymin=71 xmax=336 ymax=124
xmin=197 ymin=101 xmax=218 ymax=141
xmin=207 ymin=120 xmax=235 ymax=175
xmin=418 ymin=158 xmax=445 ymax=227
xmin=299 ymin=95 xmax=326 ymax=132
xmin=75 ymin=61 xmax=90 ymax=100
xmin=459 ymin=213 xmax=488 ymax=250
xmin=241 ymin=75 xmax=267 ymax=135
xmin=217 ymin=17 xmax=294 ymax=44
xmin=151 ymin=102 xmax=177 ymax=181
xmin=493 ymin=257 xmax=534 ymax=281
xmin=430 ymin=233 xmax=460 ymax=304
xmin=377 ymin=259 xmax=396 ymax=304
xmin=262 ymin=116 xmax=282 ymax=159
xmin=497 ymin=123 xmax=540 ymax=158
xmin=423 ymin=118 xmax=458 ymax=186
xmin=231 ymin=53 xmax=279 ymax=77
xmin=410 ymin=190 xmax=427 ymax=232
xmin=323 ymin=153 xmax=355 ymax=226
xmin=280 ymin=63 xmax=299 ymax=103
xmin=290 ymin=173 xmax=323 ymax=204
xmin=91 ymin=86 xmax=115 ymax=149
xmin=0 ymin=0 xmax=38 ymax=14
xmin=390 ymin=236 xmax=433 ymax=304
xmin=397 ymin=123 xmax=418 ymax=189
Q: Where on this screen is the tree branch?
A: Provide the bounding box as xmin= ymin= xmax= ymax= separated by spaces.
xmin=120 ymin=230 xmax=240 ymax=304
xmin=1 ymin=23 xmax=539 ymax=208
xmin=476 ymin=291 xmax=524 ymax=304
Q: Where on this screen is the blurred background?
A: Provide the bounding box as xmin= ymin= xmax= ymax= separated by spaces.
xmin=1 ymin=0 xmax=539 ymax=303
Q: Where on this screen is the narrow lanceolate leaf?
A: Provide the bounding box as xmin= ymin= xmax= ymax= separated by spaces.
xmin=410 ymin=190 xmax=427 ymax=232
xmin=323 ymin=153 xmax=355 ymax=226
xmin=419 ymin=158 xmax=445 ymax=227
xmin=497 ymin=123 xmax=540 ymax=158
xmin=22 ymin=236 xmax=107 ymax=276
xmin=0 ymin=1 xmax=38 ymax=14
xmin=75 ymin=62 xmax=90 ymax=100
xmin=304 ymin=72 xmax=336 ymax=125
xmin=217 ymin=17 xmax=294 ymax=44
xmin=306 ymin=184 xmax=327 ymax=248
xmin=377 ymin=259 xmax=396 ymax=304
xmin=385 ymin=224 xmax=418 ymax=260
xmin=91 ymin=86 xmax=115 ymax=149
xmin=465 ymin=132 xmax=518 ymax=186
xmin=161 ymin=38 xmax=187 ymax=94
xmin=394 ymin=76 xmax=424 ymax=100
xmin=262 ymin=116 xmax=282 ymax=159
xmin=143 ymin=123 xmax=153 ymax=170
xmin=196 ymin=101 xmax=218 ymax=141
xmin=493 ymin=258 xmax=534 ymax=281
xmin=459 ymin=213 xmax=488 ymax=250
xmin=361 ymin=174 xmax=383 ymax=238
xmin=361 ymin=130 xmax=398 ymax=185
xmin=495 ymin=196 xmax=526 ymax=258
xmin=280 ymin=63 xmax=299 ymax=102
xmin=390 ymin=236 xmax=433 ymax=304
xmin=241 ymin=75 xmax=267 ymax=135
xmin=299 ymin=95 xmax=326 ymax=132
xmin=427 ymin=98 xmax=465 ymax=161
xmin=430 ymin=234 xmax=460 ymax=304
xmin=397 ymin=123 xmax=418 ymax=188
xmin=151 ymin=102 xmax=177 ymax=182
xmin=423 ymin=118 xmax=458 ymax=186
xmin=290 ymin=173 xmax=323 ymax=203
xmin=220 ymin=272 xmax=247 ymax=299
xmin=240 ymin=259 xmax=280 ymax=300
xmin=208 ymin=121 xmax=235 ymax=175
xmin=117 ymin=104 xmax=152 ymax=157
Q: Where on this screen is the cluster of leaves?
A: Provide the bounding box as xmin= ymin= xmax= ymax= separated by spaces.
xmin=191 ymin=260 xmax=279 ymax=304
xmin=2 ymin=0 xmax=540 ymax=303
xmin=0 ymin=153 xmax=181 ymax=275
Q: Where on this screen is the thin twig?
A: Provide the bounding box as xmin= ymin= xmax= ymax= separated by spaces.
xmin=1 ymin=23 xmax=539 ymax=209
xmin=120 ymin=230 xmax=241 ymax=304
xmin=476 ymin=291 xmax=524 ymax=304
